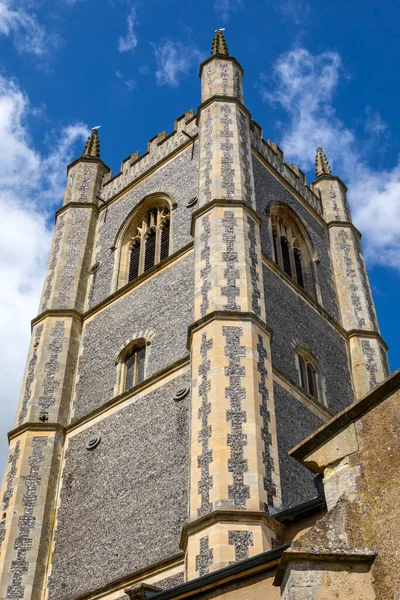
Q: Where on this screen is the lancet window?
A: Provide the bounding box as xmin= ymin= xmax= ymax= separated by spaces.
xmin=270 ymin=206 xmax=315 ymax=298
xmin=296 ymin=351 xmax=325 ymax=404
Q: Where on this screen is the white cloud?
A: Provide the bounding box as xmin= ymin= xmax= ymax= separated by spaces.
xmin=268 ymin=0 xmax=310 ymax=24
xmin=118 ymin=4 xmax=138 ymax=54
xmin=364 ymin=106 xmax=387 ymax=136
xmin=0 ymin=75 xmax=88 ymax=471
xmin=153 ymin=40 xmax=203 ymax=88
xmin=260 ymin=46 xmax=400 ymax=270
xmin=115 ymin=69 xmax=135 ymax=90
xmin=213 ymin=0 xmax=243 ymax=22
xmin=0 ymin=0 xmax=53 ymax=56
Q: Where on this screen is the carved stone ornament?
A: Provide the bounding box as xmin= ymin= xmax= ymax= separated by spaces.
xmin=173 ymin=386 xmax=190 ymax=401
xmin=85 ymin=433 xmax=101 ymax=450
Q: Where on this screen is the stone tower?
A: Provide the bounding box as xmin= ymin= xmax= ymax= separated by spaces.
xmin=0 ymin=31 xmax=390 ymax=600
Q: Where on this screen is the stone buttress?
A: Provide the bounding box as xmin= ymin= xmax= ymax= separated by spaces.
xmin=0 ymin=129 xmax=109 ymax=599
xmin=312 ymin=148 xmax=390 ymax=399
xmin=185 ymin=31 xmax=282 ymax=579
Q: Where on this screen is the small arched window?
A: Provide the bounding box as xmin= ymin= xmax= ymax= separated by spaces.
xmin=115 ymin=340 xmax=148 ymax=396
xmin=125 ymin=345 xmax=146 ymax=391
xmin=270 ymin=206 xmax=316 ymax=298
xmin=118 ymin=200 xmax=171 ymax=288
xmin=297 ymin=352 xmax=324 ymax=403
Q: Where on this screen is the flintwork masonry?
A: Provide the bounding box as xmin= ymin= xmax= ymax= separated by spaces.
xmin=0 ymin=29 xmax=393 ymax=600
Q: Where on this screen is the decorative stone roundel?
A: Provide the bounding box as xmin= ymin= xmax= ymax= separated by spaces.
xmin=90 ymin=261 xmax=101 ymax=274
xmin=85 ymin=433 xmax=101 ymax=450
xmin=186 ymin=197 xmax=198 ymax=208
xmin=173 ymin=386 xmax=190 ymax=401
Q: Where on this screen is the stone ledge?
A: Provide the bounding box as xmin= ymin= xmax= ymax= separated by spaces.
xmin=327 ymin=220 xmax=362 ymax=238
xmin=289 ymin=369 xmax=400 ymax=465
xmin=179 ymin=510 xmax=284 ymax=553
xmin=274 ymin=548 xmax=376 ymax=586
xmin=187 ymin=310 xmax=272 ymax=349
xmin=196 ymin=94 xmax=251 ymax=120
xmin=190 ymin=199 xmax=262 ymax=237
xmin=8 ymin=422 xmax=66 ymax=442
xmin=55 ymin=202 xmax=99 ymax=221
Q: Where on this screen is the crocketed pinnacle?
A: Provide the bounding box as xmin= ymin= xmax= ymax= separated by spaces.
xmin=211 ymin=29 xmax=229 ymax=56
xmin=82 ymin=128 xmax=100 ymax=159
xmin=315 ymin=146 xmax=332 ymax=177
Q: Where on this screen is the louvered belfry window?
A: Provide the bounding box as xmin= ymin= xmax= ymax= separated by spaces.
xmin=271 ymin=210 xmax=313 ymax=296
xmin=125 ymin=346 xmax=146 ymax=391
xmin=127 ymin=204 xmax=171 ymax=283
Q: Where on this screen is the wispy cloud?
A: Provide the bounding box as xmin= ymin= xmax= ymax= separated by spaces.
xmin=267 ymin=0 xmax=310 ymax=24
xmin=0 ymin=0 xmax=56 ymax=56
xmin=115 ymin=69 xmax=135 ymax=90
xmin=213 ymin=0 xmax=243 ymax=22
xmin=152 ymin=40 xmax=203 ymax=87
xmin=118 ymin=4 xmax=138 ymax=54
xmin=259 ymin=46 xmax=400 ymax=270
xmin=0 ymin=74 xmax=88 ymax=470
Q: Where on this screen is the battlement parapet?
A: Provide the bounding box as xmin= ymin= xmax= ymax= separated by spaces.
xmin=250 ymin=121 xmax=322 ymax=216
xmin=100 ymin=110 xmax=197 ymax=201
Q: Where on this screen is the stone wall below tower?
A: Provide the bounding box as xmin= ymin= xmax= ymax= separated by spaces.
xmin=47 ymin=372 xmax=190 ymax=600
xmin=71 ymin=251 xmax=194 ymax=422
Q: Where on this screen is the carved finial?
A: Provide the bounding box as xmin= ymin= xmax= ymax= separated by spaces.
xmin=82 ymin=127 xmax=100 ymax=159
xmin=211 ymin=28 xmax=229 ymax=56
xmin=315 ymin=146 xmax=332 ymax=177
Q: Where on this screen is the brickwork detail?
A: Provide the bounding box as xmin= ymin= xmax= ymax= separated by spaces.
xmin=0 ymin=442 xmax=21 ymax=552
xmin=228 ymin=530 xmax=254 ymax=562
xmin=65 ymin=168 xmax=76 ymax=204
xmin=223 ymin=326 xmax=250 ymax=509
xmin=38 ymin=321 xmax=65 ymax=420
xmin=221 ymin=63 xmax=228 ymax=96
xmin=195 ymin=536 xmax=213 ymax=577
xmin=222 ymin=211 xmax=240 ymax=311
xmin=18 ymin=325 xmax=44 ymax=426
xmin=58 ymin=211 xmax=88 ymax=308
xmin=79 ymin=165 xmax=94 ymax=202
xmin=41 ymin=216 xmax=65 ymax=312
xmin=6 ymin=437 xmax=48 ymax=599
xmin=247 ymin=216 xmax=261 ymax=316
xmin=200 ymin=215 xmax=211 ymax=317
xmin=257 ymin=335 xmax=276 ymax=505
xmin=355 ymin=238 xmax=378 ymax=330
xmin=197 ymin=333 xmax=213 ymax=517
xmin=203 ymin=109 xmax=213 ymax=205
xmin=380 ymin=345 xmax=390 ymax=378
xmin=338 ymin=229 xmax=365 ymax=329
xmin=220 ymin=104 xmax=235 ymax=199
xmin=238 ymin=111 xmax=253 ymax=206
xmin=361 ymin=340 xmax=378 ymax=390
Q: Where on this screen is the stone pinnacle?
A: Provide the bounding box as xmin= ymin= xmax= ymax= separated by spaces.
xmin=315 ymin=146 xmax=332 ymax=177
xmin=82 ymin=128 xmax=100 ymax=159
xmin=211 ymin=29 xmax=229 ymax=56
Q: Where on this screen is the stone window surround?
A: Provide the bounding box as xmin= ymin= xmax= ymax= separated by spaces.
xmin=113 ymin=193 xmax=174 ymax=291
xmin=114 ymin=338 xmax=150 ymax=396
xmin=268 ymin=203 xmax=321 ymax=303
xmin=295 ymin=347 xmax=327 ymax=407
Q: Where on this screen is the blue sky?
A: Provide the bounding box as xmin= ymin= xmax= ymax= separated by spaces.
xmin=0 ymin=0 xmax=399 ymax=469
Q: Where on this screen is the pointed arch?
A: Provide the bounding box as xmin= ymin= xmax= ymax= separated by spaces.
xmin=295 ymin=348 xmax=326 ymax=406
xmin=268 ymin=203 xmax=318 ymax=299
xmin=113 ymin=193 xmax=174 ymax=290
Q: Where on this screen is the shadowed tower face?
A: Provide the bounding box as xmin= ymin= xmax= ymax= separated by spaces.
xmin=0 ymin=30 xmax=389 ymax=600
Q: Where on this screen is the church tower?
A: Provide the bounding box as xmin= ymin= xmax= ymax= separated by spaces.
xmin=0 ymin=31 xmax=390 ymax=600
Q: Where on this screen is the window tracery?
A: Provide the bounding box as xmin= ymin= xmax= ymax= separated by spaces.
xmin=270 ymin=206 xmax=315 ymax=298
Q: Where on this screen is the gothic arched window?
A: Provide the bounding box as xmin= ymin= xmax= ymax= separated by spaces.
xmin=270 ymin=206 xmax=316 ymax=298
xmin=297 ymin=351 xmax=324 ymax=404
xmin=117 ymin=200 xmax=171 ymax=289
xmin=115 ymin=339 xmax=148 ymax=395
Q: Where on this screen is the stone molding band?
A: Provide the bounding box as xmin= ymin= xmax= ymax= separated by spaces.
xmin=196 ymin=94 xmax=251 ymax=121
xmin=327 ymin=220 xmax=362 ymax=238
xmin=31 ymin=243 xmax=194 ymax=330
xmin=8 ymin=422 xmax=66 ymax=442
xmin=55 ymin=202 xmax=99 ymax=221
xmin=179 ymin=510 xmax=283 ymax=553
xmin=187 ymin=310 xmax=272 ymax=348
xmin=190 ymin=199 xmax=262 ymax=237
xmin=198 ymin=55 xmax=244 ymax=77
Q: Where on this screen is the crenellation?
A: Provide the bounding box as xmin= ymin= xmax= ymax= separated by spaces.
xmin=100 ymin=111 xmax=197 ymax=202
